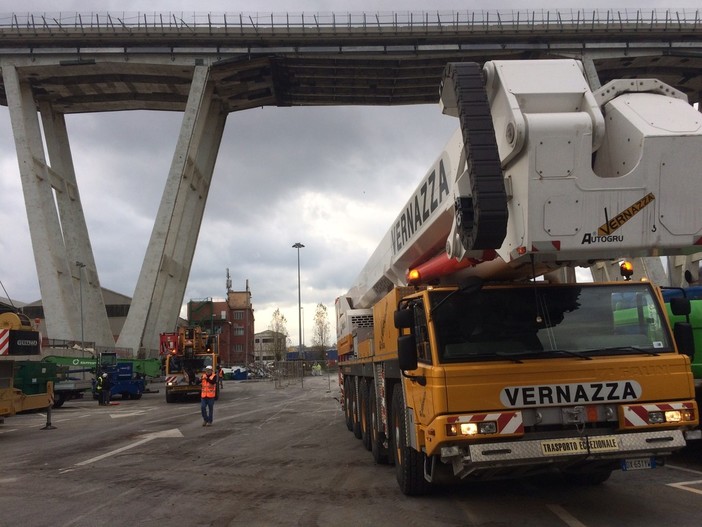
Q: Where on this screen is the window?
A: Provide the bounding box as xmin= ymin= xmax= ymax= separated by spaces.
xmin=409 ymin=300 xmax=432 ymax=364
xmin=432 ymin=283 xmax=673 ymax=363
xmin=234 ymin=311 xmax=244 ymax=320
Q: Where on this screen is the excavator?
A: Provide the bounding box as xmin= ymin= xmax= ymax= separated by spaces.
xmin=336 ymin=59 xmax=702 ymax=495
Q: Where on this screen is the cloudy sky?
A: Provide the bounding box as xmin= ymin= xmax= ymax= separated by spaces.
xmin=1 ymin=0 xmax=699 ymax=347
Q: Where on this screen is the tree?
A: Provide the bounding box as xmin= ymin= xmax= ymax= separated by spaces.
xmin=312 ymin=303 xmax=331 ymax=361
xmin=269 ymin=308 xmax=289 ymax=361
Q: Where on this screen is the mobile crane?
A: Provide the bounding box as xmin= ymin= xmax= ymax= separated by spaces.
xmin=336 ymin=59 xmax=702 ymax=495
xmin=161 ymin=325 xmax=219 ymax=403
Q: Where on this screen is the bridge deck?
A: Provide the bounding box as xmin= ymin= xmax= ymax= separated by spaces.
xmin=1 ymin=9 xmax=702 ymax=112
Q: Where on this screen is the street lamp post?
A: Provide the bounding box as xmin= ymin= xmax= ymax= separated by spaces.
xmin=292 ymin=243 xmax=304 ymax=359
xmin=75 ymin=261 xmax=86 ymax=351
xmin=301 ymin=306 xmax=305 ymax=351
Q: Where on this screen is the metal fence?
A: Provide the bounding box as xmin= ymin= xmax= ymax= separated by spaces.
xmin=0 ymin=9 xmax=700 ymax=33
xmin=274 ymin=360 xmax=304 ymax=389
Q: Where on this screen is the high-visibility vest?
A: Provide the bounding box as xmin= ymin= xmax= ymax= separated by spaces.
xmin=201 ymin=373 xmax=217 ymax=398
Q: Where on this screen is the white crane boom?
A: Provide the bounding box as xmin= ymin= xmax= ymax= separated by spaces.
xmin=343 ymin=59 xmax=702 ymax=317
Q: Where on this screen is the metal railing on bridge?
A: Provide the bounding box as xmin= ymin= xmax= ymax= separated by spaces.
xmin=1 ymin=9 xmax=700 ymax=35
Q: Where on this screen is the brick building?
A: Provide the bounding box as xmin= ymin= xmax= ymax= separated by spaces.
xmin=187 ymin=280 xmax=254 ymax=367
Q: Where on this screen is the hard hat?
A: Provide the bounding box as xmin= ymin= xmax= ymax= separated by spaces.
xmin=205 ymin=365 xmax=212 ymax=370
xmin=102 ymin=373 xmax=108 ymax=378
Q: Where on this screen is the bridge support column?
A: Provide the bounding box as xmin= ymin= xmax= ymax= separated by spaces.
xmin=667 ymin=255 xmax=702 ymax=287
xmin=117 ymin=65 xmax=227 ymax=354
xmin=3 ymin=64 xmax=113 ymax=346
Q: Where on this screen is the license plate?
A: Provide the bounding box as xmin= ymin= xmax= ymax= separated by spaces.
xmin=621 ymin=458 xmax=654 ymax=471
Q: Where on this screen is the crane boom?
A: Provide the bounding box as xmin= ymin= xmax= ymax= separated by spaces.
xmin=344 ymin=59 xmax=702 ymax=312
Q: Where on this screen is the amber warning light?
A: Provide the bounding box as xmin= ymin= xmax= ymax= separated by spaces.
xmin=620 ymin=261 xmax=634 ymax=281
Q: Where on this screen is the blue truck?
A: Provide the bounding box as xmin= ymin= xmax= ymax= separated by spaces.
xmin=93 ymin=352 xmax=145 ymax=400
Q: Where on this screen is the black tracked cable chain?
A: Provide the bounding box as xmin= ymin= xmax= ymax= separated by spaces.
xmin=444 ymin=62 xmax=508 ymax=251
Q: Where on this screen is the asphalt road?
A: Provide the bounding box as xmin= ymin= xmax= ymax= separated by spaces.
xmin=1 ymin=374 xmax=702 ymax=527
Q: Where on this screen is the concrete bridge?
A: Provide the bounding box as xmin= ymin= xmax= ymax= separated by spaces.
xmin=2 ymin=9 xmax=701 ymax=354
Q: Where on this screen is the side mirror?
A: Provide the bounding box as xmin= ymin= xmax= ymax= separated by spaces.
xmin=394 ymin=309 xmax=414 ymax=330
xmin=398 ymin=334 xmax=418 ymax=370
xmin=671 ymin=297 xmax=691 ymax=317
xmin=674 ymin=322 xmax=695 ymax=359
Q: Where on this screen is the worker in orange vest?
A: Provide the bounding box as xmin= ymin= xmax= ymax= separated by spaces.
xmin=200 ymin=365 xmax=218 ymax=426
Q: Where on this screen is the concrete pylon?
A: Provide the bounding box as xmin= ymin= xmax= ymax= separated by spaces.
xmin=117 ymin=65 xmax=228 ymax=354
xmin=3 ymin=64 xmax=113 ymax=346
xmin=667 ymin=255 xmax=702 ymax=287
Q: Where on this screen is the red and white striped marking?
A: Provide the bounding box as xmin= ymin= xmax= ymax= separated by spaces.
xmin=448 ymin=411 xmax=524 ymax=435
xmin=623 ymin=402 xmax=695 ymax=427
xmin=0 ymin=329 xmax=9 ymax=355
xmin=531 ymin=241 xmax=561 ymax=252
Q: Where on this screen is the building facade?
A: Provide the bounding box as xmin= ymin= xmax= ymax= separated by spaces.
xmin=253 ymin=330 xmax=288 ymax=362
xmin=187 ymin=280 xmax=254 ymax=367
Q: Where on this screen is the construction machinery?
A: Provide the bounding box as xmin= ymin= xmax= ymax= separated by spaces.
xmin=336 ymin=59 xmax=702 ymax=495
xmin=92 ymin=352 xmax=146 ymax=401
xmin=161 ymin=325 xmax=219 ymax=403
xmin=662 ymin=286 xmax=702 ymax=383
xmin=0 ymin=309 xmax=51 ymax=421
xmin=42 ymin=354 xmax=160 ymax=407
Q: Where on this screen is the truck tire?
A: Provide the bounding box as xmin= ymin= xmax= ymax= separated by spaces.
xmin=391 ymin=386 xmax=431 ymax=496
xmin=369 ymin=384 xmax=389 ymax=464
xmin=52 ymin=394 xmax=66 ymax=409
xmin=359 ymin=378 xmax=372 ymax=451
xmin=343 ymin=376 xmax=353 ymax=431
xmin=166 ymin=391 xmax=176 ymax=403
xmin=351 ymin=378 xmax=362 ymax=439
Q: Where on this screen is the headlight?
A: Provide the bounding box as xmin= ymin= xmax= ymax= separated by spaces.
xmin=648 ymin=411 xmax=665 ymax=424
xmin=446 ymin=421 xmax=496 ymax=437
xmin=648 ymin=410 xmax=694 ymax=424
xmin=479 ymin=421 xmax=498 ymax=434
xmin=665 ymin=410 xmax=694 ymax=422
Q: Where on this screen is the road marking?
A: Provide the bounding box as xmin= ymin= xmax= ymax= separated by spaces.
xmin=547 ymin=504 xmax=588 ymax=527
xmin=71 ymin=428 xmax=183 ymax=468
xmin=665 ymin=464 xmax=702 ymax=494
xmin=110 ymin=410 xmax=148 ymax=418
xmin=666 ymin=463 xmax=702 ymax=476
xmin=667 ymin=479 xmax=702 ymax=495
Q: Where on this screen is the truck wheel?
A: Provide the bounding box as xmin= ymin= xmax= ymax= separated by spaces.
xmin=369 ymin=384 xmax=389 ymax=464
xmin=343 ymin=376 xmax=353 ymax=431
xmin=52 ymin=394 xmax=66 ymax=409
xmin=391 ymin=386 xmax=431 ymax=496
xmin=359 ymin=378 xmax=371 ymax=450
xmin=166 ymin=391 xmax=175 ymax=403
xmin=351 ymin=379 xmax=362 ymax=439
